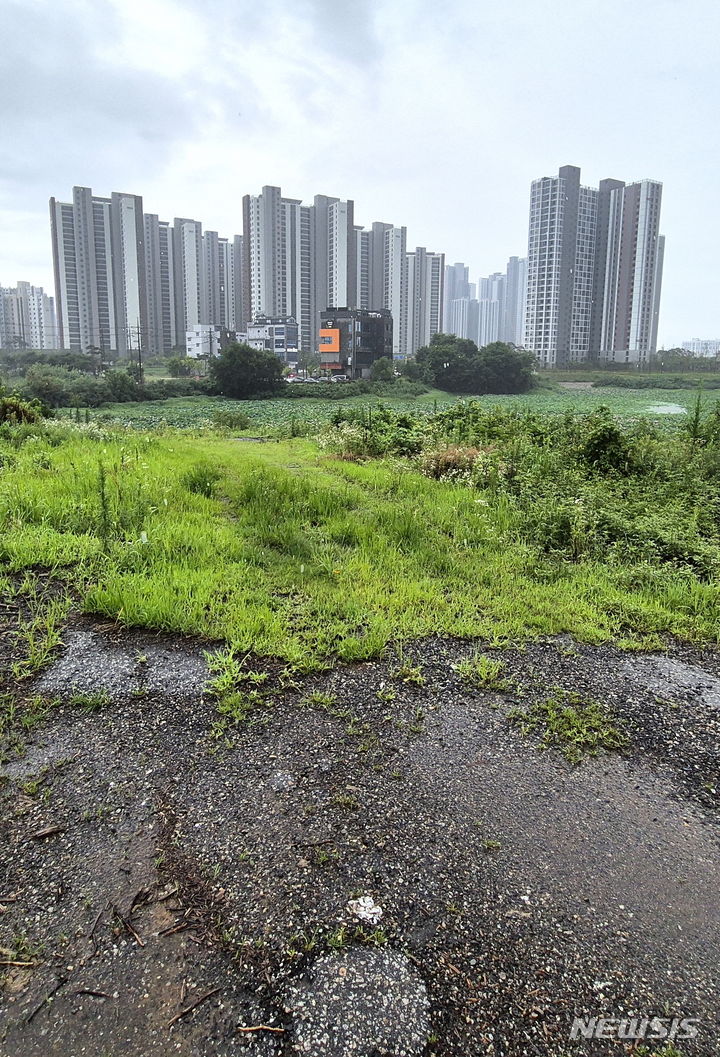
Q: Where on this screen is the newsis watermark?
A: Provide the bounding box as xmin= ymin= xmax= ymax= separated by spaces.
xmin=570 ymin=1014 xmax=701 ymax=1043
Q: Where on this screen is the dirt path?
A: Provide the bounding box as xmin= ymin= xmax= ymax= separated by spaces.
xmin=1 ymin=625 xmax=719 ymax=1056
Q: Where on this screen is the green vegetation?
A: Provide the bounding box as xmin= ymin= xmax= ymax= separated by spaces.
xmin=415 ymin=336 xmax=536 ymax=393
xmin=2 ymin=396 xmax=720 ymax=672
xmin=453 ymin=654 xmax=510 ymax=691
xmin=67 ymin=384 xmax=707 ymax=434
xmin=209 ymin=342 xmax=284 ymax=398
xmin=508 ymin=691 xmax=628 ymax=764
xmin=68 ymin=689 xmax=111 ymax=711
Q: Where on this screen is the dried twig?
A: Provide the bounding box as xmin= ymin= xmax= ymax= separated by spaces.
xmin=25 ymin=976 xmax=67 ymax=1023
xmin=30 ymin=825 xmax=65 ymax=840
xmin=159 ymin=921 xmax=191 ymax=937
xmin=168 ymin=986 xmax=221 ymax=1028
xmin=237 ymin=1024 xmax=285 ymax=1035
xmin=111 ymin=905 xmax=145 ymax=947
xmin=0 ymin=959 xmax=36 ymax=967
xmin=75 ymin=988 xmax=111 ymax=998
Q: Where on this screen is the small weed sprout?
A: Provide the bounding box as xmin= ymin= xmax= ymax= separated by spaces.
xmin=390 ymin=648 xmax=425 ymax=686
xmin=508 ymin=690 xmax=628 ymax=764
xmin=68 ymin=689 xmax=111 ymax=712
xmin=481 ymin=839 xmax=502 ymax=852
xmin=454 ymin=653 xmax=510 ymax=691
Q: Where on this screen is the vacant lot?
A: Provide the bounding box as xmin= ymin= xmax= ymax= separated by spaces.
xmin=2 ymin=404 xmax=720 ymax=1055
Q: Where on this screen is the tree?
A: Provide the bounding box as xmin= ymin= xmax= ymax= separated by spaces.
xmin=415 ymin=334 xmax=480 ymax=392
xmin=298 ymin=350 xmax=321 ymax=377
xmin=474 ymin=342 xmax=536 ymax=394
xmin=398 ymin=358 xmax=425 ymax=382
xmin=415 ymin=334 xmax=535 ymax=394
xmin=167 ymin=356 xmax=192 ymax=378
xmin=370 ymin=356 xmax=395 ymax=383
xmin=209 ymin=342 xmax=284 ymax=398
xmin=22 ymin=365 xmax=72 ymax=407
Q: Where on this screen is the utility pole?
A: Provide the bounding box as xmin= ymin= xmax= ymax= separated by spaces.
xmin=136 ymin=317 xmax=144 ymax=383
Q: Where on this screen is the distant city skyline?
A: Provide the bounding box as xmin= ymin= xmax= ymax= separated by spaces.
xmin=3 ymin=0 xmax=719 ymax=348
xmin=2 ymin=167 xmax=679 ymax=363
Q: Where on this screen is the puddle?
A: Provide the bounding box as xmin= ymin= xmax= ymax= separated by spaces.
xmin=646 ymin=403 xmax=687 ymax=414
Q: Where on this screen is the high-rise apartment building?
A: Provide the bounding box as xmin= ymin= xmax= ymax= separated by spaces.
xmin=0 ymin=282 xmax=57 ymax=349
xmin=109 ymin=192 xmax=148 ymax=359
xmin=50 ymin=187 xmax=116 ymax=354
xmin=242 ymin=186 xmax=315 ymax=353
xmin=477 ymin=272 xmax=506 ymax=347
xmin=443 ymin=263 xmax=472 ymax=332
xmin=51 ymin=186 xmax=242 ymax=357
xmin=383 ymin=226 xmax=408 ymax=360
xmin=503 ymin=256 xmax=527 ymax=345
xmin=593 ymin=179 xmax=664 ymax=363
xmin=524 ymin=165 xmax=664 ymax=366
xmin=144 ymin=215 xmax=176 ymax=355
xmin=406 ymin=247 xmax=445 ymax=355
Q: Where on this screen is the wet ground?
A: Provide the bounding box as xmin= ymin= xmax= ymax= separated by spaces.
xmin=1 ymin=619 xmax=719 ymax=1057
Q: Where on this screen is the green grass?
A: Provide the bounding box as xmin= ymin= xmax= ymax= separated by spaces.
xmin=453 ymin=653 xmax=511 ymax=690
xmin=507 ymin=691 xmax=628 ymax=764
xmin=2 ymin=411 xmax=720 ymax=670
xmin=58 ymin=384 xmax=709 ymax=435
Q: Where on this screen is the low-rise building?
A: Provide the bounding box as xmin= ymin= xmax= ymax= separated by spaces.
xmin=245 ymin=315 xmax=299 ymax=363
xmin=319 ymin=307 xmax=393 ymax=378
xmin=186 ymin=325 xmax=239 ymax=358
xmin=681 ymin=339 xmax=720 ymax=358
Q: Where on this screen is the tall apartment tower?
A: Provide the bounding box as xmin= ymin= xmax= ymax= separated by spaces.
xmin=592 ymin=179 xmax=664 ymax=363
xmin=406 ymin=248 xmax=445 ymax=356
xmin=50 ymin=186 xmax=150 ymax=356
xmin=443 ymin=263 xmax=472 ymax=332
xmin=503 ymin=256 xmax=527 ymax=345
xmin=310 ymin=195 xmax=357 ymax=338
xmin=0 ymin=283 xmax=57 ymax=349
xmin=524 ymin=165 xmax=597 ymax=366
xmin=50 ymin=187 xmax=116 ymax=353
xmin=524 ymin=165 xmax=664 ymax=365
xmin=242 ymin=186 xmax=314 ymax=351
xmin=383 ymin=226 xmax=408 ymax=360
xmin=172 ymin=218 xmax=205 ymax=343
xmin=354 ymin=226 xmax=370 ymax=310
xmin=477 ymin=272 xmax=506 ymax=347
xmin=109 ymin=192 xmax=148 ymax=359
xmin=144 ymin=215 xmax=176 ymax=354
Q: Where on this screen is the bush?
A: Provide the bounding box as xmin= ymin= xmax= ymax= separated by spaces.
xmin=211 ymin=409 xmax=253 ymax=430
xmin=421 ymin=446 xmax=481 ymax=480
xmin=0 ymin=395 xmax=42 ymax=424
xmin=577 ymin=408 xmax=634 ymax=475
xmin=209 ymin=343 xmax=284 ymax=399
xmin=415 ymin=335 xmax=536 ymax=394
xmin=323 ymin=406 xmax=427 ymax=457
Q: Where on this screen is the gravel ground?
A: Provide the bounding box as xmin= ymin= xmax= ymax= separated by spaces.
xmin=1 ymin=618 xmax=719 ymax=1057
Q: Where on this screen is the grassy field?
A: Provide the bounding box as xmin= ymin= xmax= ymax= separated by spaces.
xmin=65 ymin=384 xmax=711 ymax=434
xmin=2 ymin=400 xmax=720 ymax=666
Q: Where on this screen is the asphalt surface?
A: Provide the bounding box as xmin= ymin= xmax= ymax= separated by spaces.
xmin=1 ymin=622 xmax=719 ymax=1056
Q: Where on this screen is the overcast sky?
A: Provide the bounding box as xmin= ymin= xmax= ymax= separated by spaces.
xmin=2 ymin=0 xmax=718 ymax=347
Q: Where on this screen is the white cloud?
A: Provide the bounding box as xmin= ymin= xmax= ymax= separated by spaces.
xmin=1 ymin=0 xmax=719 ymax=344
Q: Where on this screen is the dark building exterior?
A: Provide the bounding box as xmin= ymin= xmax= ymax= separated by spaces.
xmin=319 ymin=307 xmax=393 ymax=378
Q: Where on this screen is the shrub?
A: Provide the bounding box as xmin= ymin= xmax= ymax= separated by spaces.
xmin=577 ymin=409 xmax=634 ymax=475
xmin=421 ymin=445 xmax=481 ymax=480
xmin=0 ymin=395 xmax=42 ymax=424
xmin=212 ymin=408 xmax=252 ymax=430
